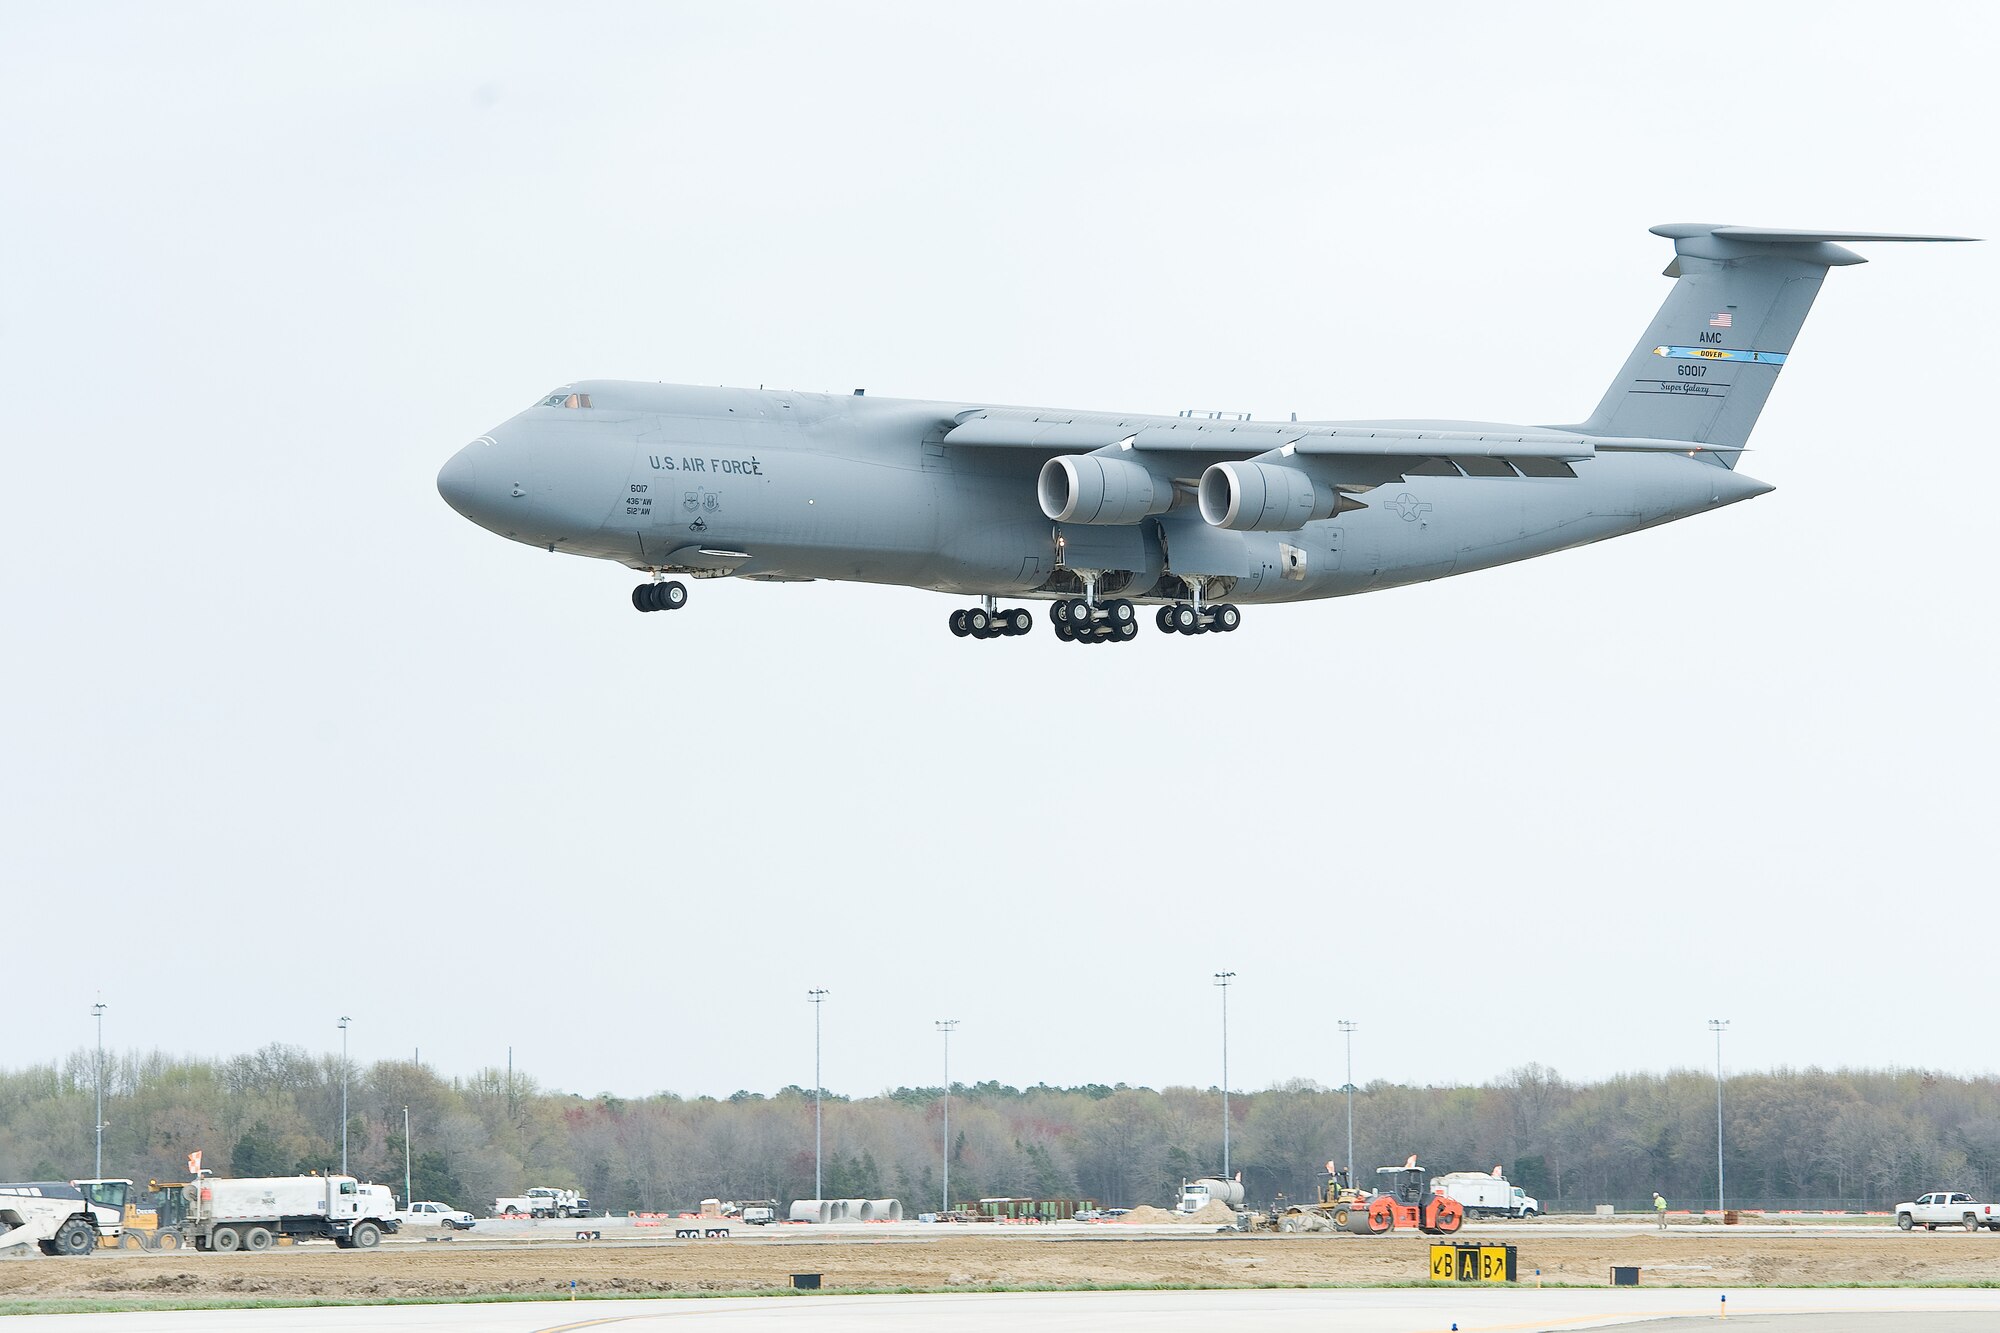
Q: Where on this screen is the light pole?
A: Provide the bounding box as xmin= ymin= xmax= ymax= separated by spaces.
xmin=808 ymin=989 xmax=828 ymax=1199
xmin=1214 ymin=972 xmax=1235 ymax=1178
xmin=936 ymin=1020 xmax=959 ymax=1216
xmin=1338 ymin=1019 xmax=1358 ymax=1191
xmin=403 ymin=1106 xmax=412 ymax=1208
xmin=92 ymin=999 xmax=107 ymax=1178
xmin=1709 ymin=1019 xmax=1729 ymax=1214
xmin=338 ymin=1016 xmax=351 ymax=1176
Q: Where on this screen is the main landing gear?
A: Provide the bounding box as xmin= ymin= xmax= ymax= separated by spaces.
xmin=1051 ymin=597 xmax=1139 ymax=645
xmin=1156 ymin=602 xmax=1241 ymax=635
xmin=632 ymin=580 xmax=688 ymax=613
xmin=949 ymin=597 xmax=1033 ymax=639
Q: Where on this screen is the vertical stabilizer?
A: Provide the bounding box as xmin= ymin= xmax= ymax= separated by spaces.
xmin=1564 ymin=225 xmax=1970 ymax=463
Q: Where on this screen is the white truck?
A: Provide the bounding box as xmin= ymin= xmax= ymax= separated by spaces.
xmin=1431 ymin=1168 xmax=1541 ymax=1218
xmin=0 ymin=1180 xmax=132 ymax=1256
xmin=1896 ymin=1192 xmax=2000 ymax=1232
xmin=1177 ymin=1176 xmax=1246 ymax=1214
xmin=494 ymin=1186 xmax=591 ymax=1219
xmin=396 ymin=1200 xmax=477 ymax=1232
xmin=181 ymin=1173 xmax=401 ymax=1251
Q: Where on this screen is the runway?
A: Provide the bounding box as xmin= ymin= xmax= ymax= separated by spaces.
xmin=11 ymin=1287 xmax=2000 ymax=1332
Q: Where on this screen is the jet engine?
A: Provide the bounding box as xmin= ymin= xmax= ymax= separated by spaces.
xmin=1198 ymin=460 xmax=1338 ymax=531
xmin=1037 ymin=454 xmax=1173 ymax=526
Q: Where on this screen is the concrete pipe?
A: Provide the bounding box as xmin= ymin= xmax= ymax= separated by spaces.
xmin=861 ymin=1199 xmax=903 ymax=1222
xmin=788 ymin=1200 xmax=832 ymax=1224
xmin=833 ymin=1199 xmax=867 ymax=1222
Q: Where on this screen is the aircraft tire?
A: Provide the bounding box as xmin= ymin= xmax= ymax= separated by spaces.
xmin=1107 ymin=599 xmax=1134 ymax=625
xmin=1213 ymin=604 xmax=1241 ymax=632
xmin=949 ymin=610 xmax=969 ymax=637
xmin=663 ymin=581 xmax=687 ymax=610
xmin=1172 ymin=605 xmax=1202 ymax=634
xmin=1053 ymin=619 xmax=1075 ymax=641
xmin=1050 ymin=599 xmax=1069 ymax=624
xmin=1007 ymin=608 xmax=1032 ymax=635
xmin=1155 ymin=606 xmax=1173 ymax=632
xmin=1116 ymin=620 xmax=1137 ymax=641
xmin=965 ymin=608 xmax=991 ymax=636
xmin=633 ymin=584 xmax=655 ymax=612
xmin=1063 ymin=600 xmax=1094 ymax=626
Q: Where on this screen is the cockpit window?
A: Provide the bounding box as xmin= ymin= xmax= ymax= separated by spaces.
xmin=539 ymin=391 xmax=592 ymax=409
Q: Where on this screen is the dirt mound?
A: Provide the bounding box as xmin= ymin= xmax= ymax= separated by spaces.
xmin=1114 ymin=1205 xmax=1180 ymax=1224
xmin=1184 ymin=1200 xmax=1241 ymax=1225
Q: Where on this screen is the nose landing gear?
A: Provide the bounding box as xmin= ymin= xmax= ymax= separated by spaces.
xmin=632 ymin=580 xmax=688 ymax=613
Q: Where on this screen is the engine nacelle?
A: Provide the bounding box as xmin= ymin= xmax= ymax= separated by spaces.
xmin=1037 ymin=454 xmax=1173 ymax=525
xmin=1198 ymin=460 xmax=1338 ymax=531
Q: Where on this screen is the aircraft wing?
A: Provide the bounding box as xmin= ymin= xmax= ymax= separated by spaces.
xmin=948 ymin=408 xmax=1607 ymax=482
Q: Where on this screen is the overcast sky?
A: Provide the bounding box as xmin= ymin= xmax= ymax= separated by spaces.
xmin=3 ymin=2 xmax=1994 ymax=1102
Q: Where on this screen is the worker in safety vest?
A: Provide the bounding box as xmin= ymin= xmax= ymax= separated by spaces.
xmin=1652 ymin=1193 xmax=1667 ymax=1229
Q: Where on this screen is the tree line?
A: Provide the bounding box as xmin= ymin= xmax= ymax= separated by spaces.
xmin=1 ymin=1048 xmax=1993 ymax=1214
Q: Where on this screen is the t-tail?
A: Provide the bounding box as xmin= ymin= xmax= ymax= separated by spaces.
xmin=1565 ymin=224 xmax=1971 ymax=464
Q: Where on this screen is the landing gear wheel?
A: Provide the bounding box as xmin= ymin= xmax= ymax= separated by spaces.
xmin=1106 ymin=599 xmax=1135 ymax=625
xmin=1063 ymin=599 xmax=1094 ymax=626
xmin=1171 ymin=604 xmax=1202 ymax=634
xmin=1155 ymin=606 xmax=1173 ymax=632
xmin=965 ymin=607 xmax=992 ymax=637
xmin=662 ymin=580 xmax=687 ymax=610
xmin=1050 ymin=599 xmax=1070 ymax=625
xmin=632 ymin=584 xmax=654 ymax=612
xmin=949 ymin=610 xmax=969 ymax=637
xmin=1006 ymin=608 xmax=1032 ymax=635
xmin=1212 ymin=603 xmax=1241 ymax=632
xmin=1115 ymin=619 xmax=1137 ymax=641
xmin=1053 ymin=619 xmax=1075 ymax=642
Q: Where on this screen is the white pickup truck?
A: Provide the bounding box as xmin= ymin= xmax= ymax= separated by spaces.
xmin=397 ymin=1201 xmax=476 ymax=1232
xmin=1895 ymin=1192 xmax=2000 ymax=1232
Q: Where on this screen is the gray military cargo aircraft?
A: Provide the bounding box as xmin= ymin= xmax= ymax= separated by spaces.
xmin=438 ymin=224 xmax=1965 ymax=642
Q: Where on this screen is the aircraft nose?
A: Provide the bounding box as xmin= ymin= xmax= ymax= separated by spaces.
xmin=437 ymin=445 xmax=485 ymax=519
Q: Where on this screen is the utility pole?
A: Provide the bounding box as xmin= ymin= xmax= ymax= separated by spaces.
xmin=808 ymin=989 xmax=829 ymax=1199
xmin=1709 ymin=1019 xmax=1730 ymax=1214
xmin=403 ymin=1106 xmax=412 ymax=1208
xmin=1214 ymin=972 xmax=1235 ymax=1179
xmin=92 ymin=999 xmax=107 ymax=1179
xmin=338 ymin=1016 xmax=351 ymax=1176
xmin=1338 ymin=1019 xmax=1358 ymax=1190
xmin=936 ymin=1020 xmax=959 ymax=1217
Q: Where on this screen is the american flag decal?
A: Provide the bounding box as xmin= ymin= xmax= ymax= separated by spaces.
xmin=1709 ymin=311 xmax=1733 ymax=328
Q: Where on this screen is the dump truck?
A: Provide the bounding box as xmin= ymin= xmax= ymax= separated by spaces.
xmin=0 ymin=1180 xmax=128 ymax=1255
xmin=1432 ymin=1166 xmax=1541 ymax=1218
xmin=178 ymin=1173 xmax=401 ymax=1251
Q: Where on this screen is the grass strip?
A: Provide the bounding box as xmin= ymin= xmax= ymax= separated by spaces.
xmin=7 ymin=1277 xmax=2000 ymax=1317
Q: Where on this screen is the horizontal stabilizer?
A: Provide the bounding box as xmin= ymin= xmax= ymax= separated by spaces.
xmin=1702 ymin=226 xmax=1975 ymax=244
